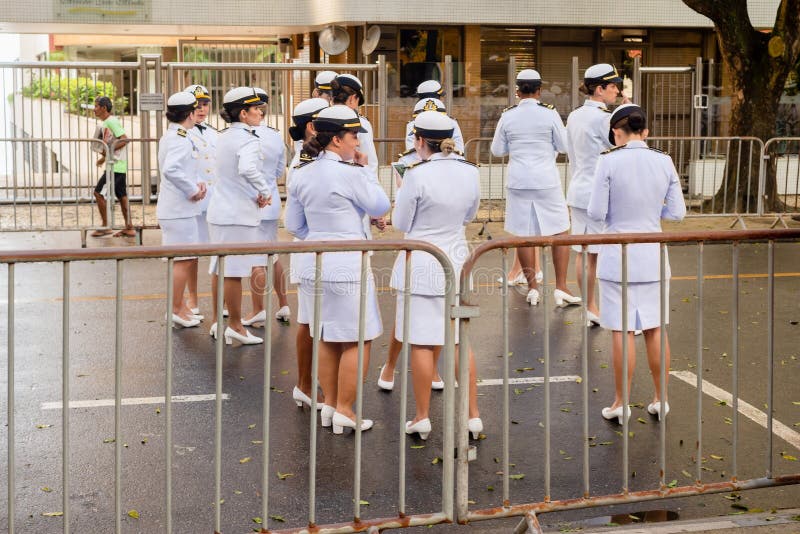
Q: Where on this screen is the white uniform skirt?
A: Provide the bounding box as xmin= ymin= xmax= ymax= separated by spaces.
xmin=394 ymin=292 xmax=459 ymax=346
xmin=196 ymin=213 xmax=210 ymax=244
xmin=297 ymin=277 xmax=382 ymax=342
xmin=254 ymin=220 xmax=280 ymax=265
xmin=570 ymin=207 xmax=602 ymax=254
xmin=207 ymin=223 xmax=263 ymax=278
xmin=159 ymin=216 xmax=201 ymax=261
xmin=599 ymin=279 xmax=670 ymax=331
xmin=505 ymin=187 xmax=570 ymax=237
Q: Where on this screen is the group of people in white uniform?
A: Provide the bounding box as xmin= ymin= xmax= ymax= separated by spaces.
xmin=154 ymin=61 xmax=685 ymax=439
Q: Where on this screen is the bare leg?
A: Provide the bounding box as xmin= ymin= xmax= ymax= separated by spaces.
xmin=172 ymin=259 xmax=195 ymax=319
xmin=575 ymin=252 xmax=599 ymax=315
xmin=508 ymin=250 xmax=522 ymax=279
xmin=114 ymin=196 xmax=136 ymax=236
xmin=224 ymin=278 xmax=245 ymax=334
xmin=410 ymin=345 xmax=435 ymax=423
xmin=273 ymin=260 xmax=289 ymax=308
xmin=610 ymin=331 xmax=637 ymax=408
xmin=247 ymin=266 xmax=266 ymax=320
xmin=516 ymin=246 xmax=539 ymax=290
xmin=454 ymin=345 xmax=480 ymax=419
xmin=336 ymin=341 xmax=371 ymax=418
xmin=187 ymin=260 xmax=199 ymax=310
xmin=533 ymin=246 xmax=542 ymax=275
xmin=432 ymin=346 xmax=442 ymax=383
xmin=318 ymin=341 xmax=341 ymax=409
xmin=381 ymin=328 xmax=403 ymax=383
xmin=296 ymin=323 xmax=322 ymax=402
xmin=91 ymin=192 xmax=113 ymax=236
xmin=552 ymin=236 xmax=574 ymax=294
xmin=643 ymin=327 xmax=671 ymax=403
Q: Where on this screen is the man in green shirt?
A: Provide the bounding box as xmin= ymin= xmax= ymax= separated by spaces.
xmin=92 ymin=96 xmax=134 ymax=237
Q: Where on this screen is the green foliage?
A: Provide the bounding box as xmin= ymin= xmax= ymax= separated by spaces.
xmin=20 ymin=75 xmax=116 ymax=114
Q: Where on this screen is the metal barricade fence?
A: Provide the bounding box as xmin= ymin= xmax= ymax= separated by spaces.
xmin=454 ymin=229 xmax=800 ymax=531
xmin=648 ymin=137 xmax=764 ymax=223
xmin=0 ymin=137 xmax=110 ymax=233
xmin=761 ymin=137 xmax=800 ymax=227
xmin=1 ymin=239 xmax=456 ymax=534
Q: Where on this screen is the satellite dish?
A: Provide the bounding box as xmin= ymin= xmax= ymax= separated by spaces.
xmin=319 ymin=26 xmax=350 ymax=56
xmin=362 ymin=25 xmax=381 ymax=56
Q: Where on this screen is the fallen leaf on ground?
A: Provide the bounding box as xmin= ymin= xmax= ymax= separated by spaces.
xmin=127 ymin=510 xmax=139 ymax=519
xmin=277 ymin=472 xmax=294 ymax=480
xmin=42 ymin=512 xmax=63 ymax=517
xmin=240 ymin=457 xmax=252 ymax=464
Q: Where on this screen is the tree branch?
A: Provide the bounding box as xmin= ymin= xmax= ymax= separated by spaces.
xmin=773 ymin=0 xmax=800 ymax=66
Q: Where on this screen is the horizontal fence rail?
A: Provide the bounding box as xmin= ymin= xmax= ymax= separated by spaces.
xmin=455 ymin=229 xmax=800 ymax=530
xmin=1 ymin=239 xmax=456 ymax=534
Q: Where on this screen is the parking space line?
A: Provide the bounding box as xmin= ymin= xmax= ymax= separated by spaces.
xmin=670 ymin=370 xmax=800 ymax=451
xmin=41 ymin=393 xmax=229 ymax=410
xmin=477 ymin=375 xmax=581 ymax=387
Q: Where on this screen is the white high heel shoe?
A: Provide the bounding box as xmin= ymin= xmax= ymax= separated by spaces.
xmin=601 ymin=405 xmax=631 ymax=425
xmin=377 ymin=365 xmax=394 ymax=391
xmin=526 ymin=288 xmax=540 ymax=306
xmin=223 ymin=326 xmax=263 ymax=346
xmin=535 ymin=270 xmax=543 ymax=284
xmin=647 ymin=401 xmax=670 ymax=421
xmin=431 ymin=377 xmax=445 ymax=390
xmin=468 ymin=418 xmax=484 ymax=440
xmin=320 ymin=404 xmax=335 ymax=427
xmin=172 ymin=313 xmax=200 ymax=328
xmin=209 ymin=322 xmax=218 ymax=338
xmin=332 ymin=412 xmax=374 ymax=434
xmin=405 ymin=418 xmax=432 ymax=440
xmin=586 ymin=310 xmax=601 ymax=327
xmin=241 ymin=310 xmax=266 ymax=326
xmin=293 ymin=386 xmax=323 ymax=410
xmin=553 ymin=289 xmax=582 ymax=307
xmin=497 ymin=273 xmax=527 ymax=286
xmin=275 ymin=305 xmax=291 ymax=322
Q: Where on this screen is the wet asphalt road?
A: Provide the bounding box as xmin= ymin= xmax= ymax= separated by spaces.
xmin=0 ymin=230 xmax=798 ymax=533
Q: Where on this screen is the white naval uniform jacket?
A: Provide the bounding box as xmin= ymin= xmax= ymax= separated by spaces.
xmin=156 ymin=123 xmax=201 ymax=220
xmin=254 ymin=124 xmax=287 ymax=222
xmin=587 ymin=140 xmax=687 ymax=283
xmin=284 ymin=151 xmax=391 ymax=282
xmin=490 ymin=98 xmax=569 ymax=190
xmin=404 ymin=116 xmax=465 ymax=152
xmin=390 ymin=152 xmax=480 ymax=296
xmin=206 ymin=122 xmax=270 ymax=227
xmin=188 ymin=122 xmax=218 ymax=213
xmin=566 ymin=100 xmax=613 ymax=209
xmin=358 ymin=114 xmax=379 ymax=178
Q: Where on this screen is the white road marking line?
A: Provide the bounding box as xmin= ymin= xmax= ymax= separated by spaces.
xmin=41 ymin=393 xmax=229 ymax=410
xmin=670 ymin=370 xmax=800 ymax=451
xmin=477 ymin=375 xmax=582 ymax=387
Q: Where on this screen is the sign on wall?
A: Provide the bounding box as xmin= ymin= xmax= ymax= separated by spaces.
xmin=55 ymin=0 xmax=151 ymax=23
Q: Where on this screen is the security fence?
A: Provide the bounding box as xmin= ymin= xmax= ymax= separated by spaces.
xmin=0 ymin=239 xmax=457 ymax=534
xmin=455 ymin=229 xmax=800 ymax=531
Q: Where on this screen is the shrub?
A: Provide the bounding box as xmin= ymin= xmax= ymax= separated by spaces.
xmin=20 ymin=75 xmax=117 ymax=114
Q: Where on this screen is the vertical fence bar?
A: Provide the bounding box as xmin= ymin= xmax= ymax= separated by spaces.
xmin=62 ymin=261 xmax=71 ymax=534
xmin=214 ymin=256 xmax=225 ymax=533
xmin=116 ymin=259 xmax=126 ymax=534
xmin=621 ymin=244 xmax=629 ymax=494
xmin=353 ymin=252 xmax=369 ymax=521
xmin=456 ymin=298 xmax=470 ymax=520
xmin=262 ymin=256 xmax=275 ymax=527
xmin=502 ymin=249 xmax=510 ymax=507
xmin=442 ymin=257 xmax=455 ymax=523
xmin=659 ymin=244 xmax=667 ymax=488
xmin=542 ymin=246 xmax=551 ymax=501
xmin=308 ymin=252 xmax=322 ymax=528
xmin=696 ymin=242 xmax=704 ymax=484
xmin=766 ymin=241 xmax=775 ymax=478
xmin=581 ymin=246 xmax=590 ymax=497
xmin=163 ymin=257 xmax=173 ymax=534
xmin=7 ymin=263 xmax=14 ymax=534
xmin=399 ymin=250 xmax=412 ymax=516
xmin=731 ymin=243 xmax=739 ymax=481
xmin=378 ymin=55 xmax=388 ymax=166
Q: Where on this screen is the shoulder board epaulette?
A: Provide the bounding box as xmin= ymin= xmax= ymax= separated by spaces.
xmin=177 ymin=128 xmax=187 ymax=137
xmin=298 ymin=151 xmax=313 ymax=163
xmin=538 ymin=102 xmax=555 ymax=110
xmin=292 ymin=159 xmax=314 ymax=170
xmin=453 ymin=149 xmax=464 ymax=157
xmin=398 ymin=147 xmax=416 ymax=158
xmin=601 ymin=144 xmax=627 ymax=155
xmin=405 ymin=159 xmax=430 ymax=171
xmin=648 ymin=146 xmax=667 ymax=155
xmin=455 ymin=158 xmax=479 ymax=167
xmin=600 ymin=107 xmax=612 ymax=113
xmin=264 ymin=125 xmax=280 ymax=132
xmin=339 ymin=160 xmax=363 ymax=167
xmin=218 ymin=127 xmax=229 ymax=133
xmin=502 ymin=104 xmax=517 ymax=113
